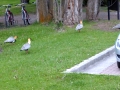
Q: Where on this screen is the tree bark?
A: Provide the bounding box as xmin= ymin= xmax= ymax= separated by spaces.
xmin=36 ymin=0 xmax=53 ymax=23
xmin=86 ymin=0 xmax=100 ymax=20
xmin=53 ymin=0 xmax=64 ymax=23
xmin=63 ymin=0 xmax=83 ymax=26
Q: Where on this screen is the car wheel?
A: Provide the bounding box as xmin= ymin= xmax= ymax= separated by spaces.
xmin=117 ymin=61 xmax=120 ymax=68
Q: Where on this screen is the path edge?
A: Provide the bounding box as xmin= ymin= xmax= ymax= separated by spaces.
xmin=63 ymin=45 xmax=115 ymax=73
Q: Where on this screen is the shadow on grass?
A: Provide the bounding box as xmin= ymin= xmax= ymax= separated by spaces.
xmin=0 ymin=22 xmax=5 ymax=29
xmin=0 ymin=22 xmax=24 ymax=30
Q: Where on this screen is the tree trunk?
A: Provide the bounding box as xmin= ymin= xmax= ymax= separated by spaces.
xmin=36 ymin=0 xmax=53 ymax=23
xmin=86 ymin=0 xmax=100 ymax=20
xmin=63 ymin=0 xmax=83 ymax=26
xmin=21 ymin=0 xmax=29 ymax=4
xmin=53 ymin=0 xmax=65 ymax=23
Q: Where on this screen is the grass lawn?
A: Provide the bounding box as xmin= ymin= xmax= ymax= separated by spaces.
xmin=0 ymin=20 xmax=120 ymax=90
xmin=0 ymin=0 xmax=120 ymax=90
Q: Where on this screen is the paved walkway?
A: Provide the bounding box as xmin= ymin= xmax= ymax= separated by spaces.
xmin=0 ymin=14 xmax=37 ymax=28
xmin=0 ymin=11 xmax=118 ymax=27
xmin=101 ymin=63 xmax=120 ymax=75
xmin=81 ymin=52 xmax=120 ymax=75
xmin=64 ymin=46 xmax=120 ymax=76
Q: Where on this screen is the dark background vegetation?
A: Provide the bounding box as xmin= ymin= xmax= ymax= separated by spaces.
xmin=83 ymin=0 xmax=108 ymax=6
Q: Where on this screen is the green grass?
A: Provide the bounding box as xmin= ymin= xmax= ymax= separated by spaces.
xmin=0 ymin=20 xmax=120 ymax=90
xmin=0 ymin=0 xmax=120 ymax=89
xmin=0 ymin=0 xmax=35 ymax=5
xmin=0 ymin=0 xmax=19 ymax=5
xmin=100 ymin=6 xmax=108 ymax=12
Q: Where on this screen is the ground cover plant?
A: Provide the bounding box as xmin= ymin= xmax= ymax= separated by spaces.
xmin=0 ymin=20 xmax=120 ymax=90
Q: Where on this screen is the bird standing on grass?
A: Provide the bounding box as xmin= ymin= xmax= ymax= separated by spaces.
xmin=76 ymin=20 xmax=83 ymax=32
xmin=4 ymin=36 xmax=17 ymax=43
xmin=20 ymin=38 xmax=31 ymax=53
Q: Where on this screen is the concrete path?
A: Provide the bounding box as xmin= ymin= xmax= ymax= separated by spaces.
xmin=0 ymin=14 xmax=37 ymax=28
xmin=81 ymin=52 xmax=120 ymax=75
xmin=63 ymin=46 xmax=120 ymax=76
xmin=100 ymin=62 xmax=120 ymax=75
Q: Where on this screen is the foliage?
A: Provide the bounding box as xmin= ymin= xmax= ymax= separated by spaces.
xmin=83 ymin=0 xmax=109 ymax=7
xmin=83 ymin=0 xmax=88 ymax=6
xmin=101 ymin=0 xmax=108 ymax=6
xmin=0 ymin=20 xmax=119 ymax=89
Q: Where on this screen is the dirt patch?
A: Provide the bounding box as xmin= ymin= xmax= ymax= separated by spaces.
xmin=82 ymin=11 xmax=120 ymax=31
xmin=93 ymin=20 xmax=120 ymax=31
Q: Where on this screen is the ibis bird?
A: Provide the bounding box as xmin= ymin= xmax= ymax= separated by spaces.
xmin=112 ymin=23 xmax=120 ymax=29
xmin=76 ymin=20 xmax=83 ymax=32
xmin=4 ymin=36 xmax=17 ymax=43
xmin=20 ymin=38 xmax=31 ymax=53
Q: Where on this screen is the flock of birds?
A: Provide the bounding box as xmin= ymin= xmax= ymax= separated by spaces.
xmin=2 ymin=20 xmax=119 ymax=54
xmin=4 ymin=36 xmax=31 ymax=53
xmin=1 ymin=20 xmax=82 ymax=54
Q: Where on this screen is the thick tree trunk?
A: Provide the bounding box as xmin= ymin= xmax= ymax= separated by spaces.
xmin=36 ymin=0 xmax=53 ymax=23
xmin=63 ymin=0 xmax=83 ymax=26
xmin=86 ymin=0 xmax=100 ymax=20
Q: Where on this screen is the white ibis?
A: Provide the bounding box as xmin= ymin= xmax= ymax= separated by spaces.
xmin=20 ymin=38 xmax=31 ymax=53
xmin=4 ymin=36 xmax=17 ymax=43
xmin=76 ymin=20 xmax=83 ymax=32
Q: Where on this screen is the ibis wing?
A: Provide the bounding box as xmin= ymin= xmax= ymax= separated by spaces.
xmin=76 ymin=24 xmax=83 ymax=30
xmin=4 ymin=36 xmax=15 ymax=43
xmin=21 ymin=43 xmax=30 ymax=50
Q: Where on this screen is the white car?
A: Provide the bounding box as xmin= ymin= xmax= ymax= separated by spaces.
xmin=115 ymin=34 xmax=120 ymax=68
